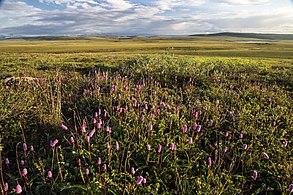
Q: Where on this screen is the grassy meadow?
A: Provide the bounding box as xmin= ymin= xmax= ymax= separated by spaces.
xmin=0 ymin=36 xmax=292 ymax=194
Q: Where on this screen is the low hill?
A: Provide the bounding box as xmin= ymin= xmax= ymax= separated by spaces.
xmin=192 ymin=32 xmax=293 ymax=40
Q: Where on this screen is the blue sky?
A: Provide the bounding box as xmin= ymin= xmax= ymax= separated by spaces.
xmin=0 ymin=0 xmax=293 ymax=36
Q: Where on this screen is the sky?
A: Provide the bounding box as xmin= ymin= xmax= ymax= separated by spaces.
xmin=0 ymin=0 xmax=293 ymax=36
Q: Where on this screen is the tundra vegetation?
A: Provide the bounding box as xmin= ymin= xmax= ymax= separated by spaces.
xmin=0 ymin=36 xmax=292 ymax=194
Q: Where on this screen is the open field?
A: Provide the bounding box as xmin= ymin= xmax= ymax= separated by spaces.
xmin=1 ymin=36 xmax=293 ymax=59
xmin=0 ymin=36 xmax=292 ymax=194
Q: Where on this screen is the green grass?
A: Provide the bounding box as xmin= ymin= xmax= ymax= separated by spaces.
xmin=1 ymin=36 xmax=293 ymax=59
xmin=0 ymin=36 xmax=292 ymax=194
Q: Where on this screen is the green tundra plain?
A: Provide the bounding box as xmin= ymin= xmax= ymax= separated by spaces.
xmin=0 ymin=35 xmax=292 ymax=194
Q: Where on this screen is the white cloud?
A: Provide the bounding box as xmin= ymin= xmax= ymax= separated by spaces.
xmin=205 ymin=6 xmax=293 ymax=33
xmin=0 ymin=0 xmax=42 ymax=29
xmin=39 ymin=0 xmax=134 ymax=10
xmin=217 ymin=0 xmax=271 ymax=5
xmin=155 ymin=0 xmax=181 ymax=11
xmin=134 ymin=6 xmax=161 ymax=18
xmin=103 ymin=0 xmax=133 ymax=10
xmin=39 ymin=0 xmax=72 ymax=4
xmin=185 ymin=0 xmax=206 ymax=6
xmin=155 ymin=0 xmax=206 ymax=11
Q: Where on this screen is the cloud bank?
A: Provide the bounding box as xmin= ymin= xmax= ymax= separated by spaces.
xmin=0 ymin=0 xmax=292 ymax=36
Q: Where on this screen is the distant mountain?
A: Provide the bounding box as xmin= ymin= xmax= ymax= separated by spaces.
xmin=0 ymin=32 xmax=158 ymax=40
xmin=2 ymin=32 xmax=293 ymax=41
xmin=191 ymin=32 xmax=293 ymax=40
xmin=1 ymin=36 xmax=96 ymax=41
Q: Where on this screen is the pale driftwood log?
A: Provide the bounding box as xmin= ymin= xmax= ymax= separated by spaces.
xmin=3 ymin=76 xmax=45 ymax=85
